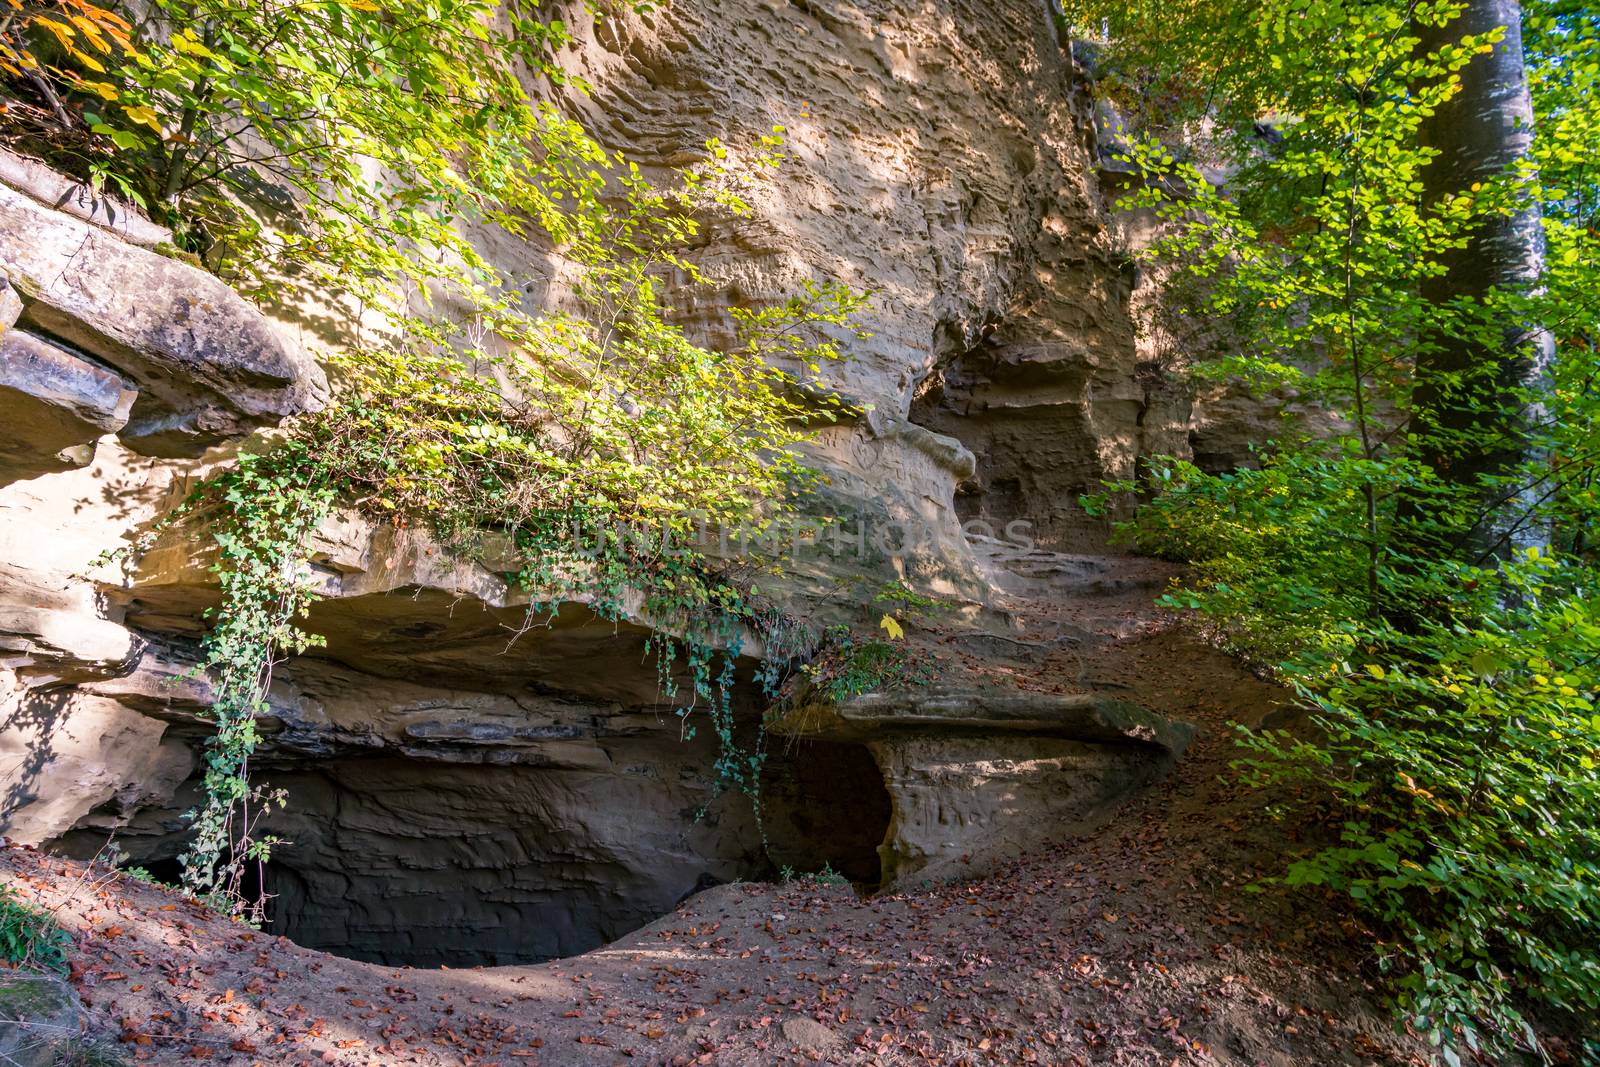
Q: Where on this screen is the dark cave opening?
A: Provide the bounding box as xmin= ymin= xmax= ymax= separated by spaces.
xmin=120 ymin=855 xmax=183 ymax=887
xmin=94 ymin=736 xmax=894 ymax=970
xmin=243 ymin=754 xmax=766 ymax=968
xmin=225 ymin=739 xmax=894 ymax=968
xmin=760 ymin=739 xmax=893 ymax=889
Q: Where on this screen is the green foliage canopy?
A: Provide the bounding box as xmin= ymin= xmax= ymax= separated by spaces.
xmin=1068 ymin=0 xmax=1600 ymax=1057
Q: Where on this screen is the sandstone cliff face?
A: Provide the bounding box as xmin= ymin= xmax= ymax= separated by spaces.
xmin=0 ymin=0 xmax=1255 ymax=966
xmin=553 ymin=0 xmax=1182 ymax=558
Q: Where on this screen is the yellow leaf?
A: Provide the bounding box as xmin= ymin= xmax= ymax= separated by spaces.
xmin=67 ymin=15 xmax=109 ymax=49
xmin=121 ymin=103 xmax=162 ymax=133
xmin=1364 ymin=664 xmax=1386 ymax=680
xmin=879 ymin=614 xmax=904 ymax=640
xmin=30 ymin=16 xmax=75 ymax=47
xmin=171 ymin=31 xmax=215 ymax=58
xmin=67 ymin=46 xmax=105 ymax=72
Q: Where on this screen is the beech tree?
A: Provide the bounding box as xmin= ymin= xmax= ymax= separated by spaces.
xmin=1408 ymin=0 xmax=1555 ymax=560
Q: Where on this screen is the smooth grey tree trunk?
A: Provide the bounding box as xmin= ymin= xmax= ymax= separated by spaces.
xmin=1407 ymin=0 xmax=1552 ymax=561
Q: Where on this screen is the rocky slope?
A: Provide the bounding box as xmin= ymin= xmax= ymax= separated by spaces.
xmin=1 ymin=0 xmax=1279 ymax=974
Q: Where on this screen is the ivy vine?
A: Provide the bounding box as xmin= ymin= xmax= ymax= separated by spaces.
xmin=179 ymin=446 xmax=332 ymax=920
xmin=42 ymin=0 xmax=874 ymax=921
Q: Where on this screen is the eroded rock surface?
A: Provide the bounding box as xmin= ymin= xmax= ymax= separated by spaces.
xmin=0 ymin=178 xmax=326 ymax=459
xmin=773 ymin=687 xmax=1193 ymax=885
xmin=1 ymin=0 xmax=1271 ymax=969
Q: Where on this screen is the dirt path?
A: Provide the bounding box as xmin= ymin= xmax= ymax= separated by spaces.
xmin=1 ymin=612 xmax=1430 ymax=1066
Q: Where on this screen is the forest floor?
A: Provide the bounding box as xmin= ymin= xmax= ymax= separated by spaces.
xmin=0 ymin=559 xmax=1437 ymax=1067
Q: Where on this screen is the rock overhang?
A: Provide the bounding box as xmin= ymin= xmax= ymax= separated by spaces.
xmin=0 ymin=172 xmax=327 ymax=465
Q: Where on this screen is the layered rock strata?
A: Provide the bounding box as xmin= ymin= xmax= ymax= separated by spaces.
xmin=2 ymin=0 xmax=1255 ymax=966
xmin=771 ymin=687 xmax=1193 ymax=885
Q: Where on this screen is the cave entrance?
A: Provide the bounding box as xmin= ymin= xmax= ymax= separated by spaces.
xmin=103 ymin=739 xmax=893 ymax=968
xmin=760 ymin=739 xmax=892 ymax=889
xmin=245 ymin=754 xmax=767 ymax=968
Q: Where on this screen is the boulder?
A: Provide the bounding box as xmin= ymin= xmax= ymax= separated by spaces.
xmin=0 ymin=329 xmax=134 ymax=482
xmin=0 ymin=181 xmax=326 ymax=457
xmin=0 ymin=147 xmax=171 ymax=247
xmin=0 ymin=974 xmax=94 ymax=1067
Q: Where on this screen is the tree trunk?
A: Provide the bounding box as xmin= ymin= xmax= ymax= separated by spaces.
xmin=1405 ymin=0 xmax=1551 ymax=562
